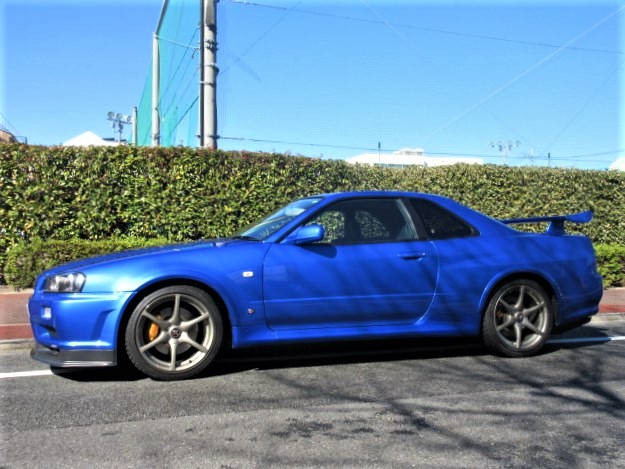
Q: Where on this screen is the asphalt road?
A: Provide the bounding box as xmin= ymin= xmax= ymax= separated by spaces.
xmin=2 ymin=320 xmax=625 ymax=468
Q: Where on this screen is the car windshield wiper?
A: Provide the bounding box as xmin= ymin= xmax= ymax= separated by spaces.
xmin=230 ymin=235 xmax=260 ymax=241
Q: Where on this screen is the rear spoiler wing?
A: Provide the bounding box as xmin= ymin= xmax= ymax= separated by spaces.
xmin=499 ymin=210 xmax=593 ymax=236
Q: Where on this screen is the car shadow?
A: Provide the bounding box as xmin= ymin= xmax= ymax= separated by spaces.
xmin=50 ymin=363 xmax=146 ymax=381
xmin=52 ymin=337 xmax=485 ymax=382
xmin=203 ymin=337 xmax=488 ymax=378
xmin=51 ymin=326 xmax=611 ymax=382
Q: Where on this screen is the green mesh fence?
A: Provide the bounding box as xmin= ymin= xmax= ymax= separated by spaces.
xmin=135 ymin=0 xmax=200 ymax=147
xmin=135 ymin=67 xmax=152 ymax=146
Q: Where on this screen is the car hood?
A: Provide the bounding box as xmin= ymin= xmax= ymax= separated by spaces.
xmin=37 ymin=238 xmax=248 ymax=280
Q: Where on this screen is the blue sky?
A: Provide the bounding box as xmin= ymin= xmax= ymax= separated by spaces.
xmin=1 ymin=0 xmax=624 ymax=169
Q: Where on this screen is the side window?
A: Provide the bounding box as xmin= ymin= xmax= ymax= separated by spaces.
xmin=309 ymin=210 xmax=345 ymax=243
xmin=409 ymin=199 xmax=475 ymax=240
xmin=355 ymin=210 xmax=389 ymax=241
xmin=306 ymin=198 xmax=416 ymax=244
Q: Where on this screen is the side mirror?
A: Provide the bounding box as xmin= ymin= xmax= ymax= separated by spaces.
xmin=284 ymin=224 xmax=325 ymax=245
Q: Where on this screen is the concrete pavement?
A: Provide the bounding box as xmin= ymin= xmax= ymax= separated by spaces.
xmin=1 ymin=286 xmax=624 ymax=343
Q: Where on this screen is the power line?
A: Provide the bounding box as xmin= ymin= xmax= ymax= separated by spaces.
xmin=556 ymin=148 xmax=625 ymax=159
xmin=219 ymin=135 xmax=377 ymax=153
xmin=220 ymin=0 xmax=304 ymax=77
xmin=541 ymin=56 xmax=624 ymax=156
xmin=419 ymin=3 xmax=625 ymax=144
xmin=218 ymin=135 xmax=623 ymax=165
xmin=222 ymin=0 xmax=624 ymax=55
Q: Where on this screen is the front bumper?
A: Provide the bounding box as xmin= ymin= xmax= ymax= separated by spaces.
xmin=31 ymin=342 xmax=116 ymax=367
xmin=28 ymin=290 xmax=134 ymax=368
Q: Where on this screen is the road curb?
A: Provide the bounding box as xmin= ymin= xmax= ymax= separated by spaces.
xmin=0 ymin=324 xmax=32 ymax=340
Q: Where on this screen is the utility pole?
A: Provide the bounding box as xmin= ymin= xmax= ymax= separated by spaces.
xmin=200 ymin=0 xmax=218 ymax=149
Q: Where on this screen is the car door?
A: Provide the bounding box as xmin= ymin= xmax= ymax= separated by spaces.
xmin=262 ymin=197 xmax=439 ymax=330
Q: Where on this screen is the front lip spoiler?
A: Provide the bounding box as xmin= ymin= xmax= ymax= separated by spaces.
xmin=31 ymin=342 xmax=116 ymax=368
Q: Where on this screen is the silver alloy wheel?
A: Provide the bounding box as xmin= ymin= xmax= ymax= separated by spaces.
xmin=125 ymin=286 xmax=223 ymax=379
xmin=483 ymin=279 xmax=553 ymax=357
xmin=493 ymin=284 xmax=549 ymax=350
xmin=135 ymin=293 xmax=215 ymax=372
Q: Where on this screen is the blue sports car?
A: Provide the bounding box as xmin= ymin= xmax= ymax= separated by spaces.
xmin=28 ymin=191 xmax=603 ymax=380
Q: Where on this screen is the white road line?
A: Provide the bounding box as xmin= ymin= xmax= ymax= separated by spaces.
xmin=548 ymin=335 xmax=625 ymax=344
xmin=1 ymin=336 xmax=624 ymax=379
xmin=0 ymin=369 xmax=53 ymax=379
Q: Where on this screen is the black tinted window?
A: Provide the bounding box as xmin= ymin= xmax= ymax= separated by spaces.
xmin=307 ymin=198 xmax=416 ymax=244
xmin=409 ymin=199 xmax=475 ymax=239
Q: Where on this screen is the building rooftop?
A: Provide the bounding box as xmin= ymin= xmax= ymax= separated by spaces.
xmin=346 ymin=148 xmax=484 ymax=168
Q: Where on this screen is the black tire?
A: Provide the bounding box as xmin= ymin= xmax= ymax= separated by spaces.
xmin=482 ymin=279 xmax=553 ymax=357
xmin=125 ymin=286 xmax=223 ymax=380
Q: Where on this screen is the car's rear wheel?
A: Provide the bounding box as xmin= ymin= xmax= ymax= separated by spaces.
xmin=482 ymin=279 xmax=553 ymax=357
xmin=125 ymin=286 xmax=223 ymax=380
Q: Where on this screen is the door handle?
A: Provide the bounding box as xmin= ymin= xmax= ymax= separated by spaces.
xmin=398 ymin=252 xmax=427 ymax=260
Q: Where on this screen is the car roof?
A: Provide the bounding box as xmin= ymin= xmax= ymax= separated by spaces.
xmin=309 ymin=191 xmax=485 ymax=213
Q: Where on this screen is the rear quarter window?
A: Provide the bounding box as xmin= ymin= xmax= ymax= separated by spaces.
xmin=408 ymin=198 xmax=476 ymax=240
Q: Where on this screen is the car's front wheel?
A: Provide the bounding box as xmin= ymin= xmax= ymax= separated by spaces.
xmin=125 ymin=286 xmax=223 ymax=380
xmin=482 ymin=279 xmax=553 ymax=357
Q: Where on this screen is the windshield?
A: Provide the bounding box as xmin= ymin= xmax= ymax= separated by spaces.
xmin=236 ymin=197 xmax=324 ymax=241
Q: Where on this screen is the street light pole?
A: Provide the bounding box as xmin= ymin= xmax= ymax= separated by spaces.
xmin=490 ymin=140 xmax=521 ymax=165
xmin=107 ymin=112 xmax=133 ymax=143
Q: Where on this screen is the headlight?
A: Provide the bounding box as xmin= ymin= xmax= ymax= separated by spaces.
xmin=44 ymin=273 xmax=86 ymax=293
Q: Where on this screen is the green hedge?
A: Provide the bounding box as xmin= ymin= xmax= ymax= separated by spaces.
xmin=595 ymin=245 xmax=625 ymax=288
xmin=4 ymin=237 xmax=169 ymax=289
xmin=5 ymin=238 xmax=624 ymax=290
xmin=2 ymin=143 xmax=625 ymax=285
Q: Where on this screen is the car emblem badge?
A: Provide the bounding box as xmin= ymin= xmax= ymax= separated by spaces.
xmin=170 ymin=327 xmax=182 ymax=339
